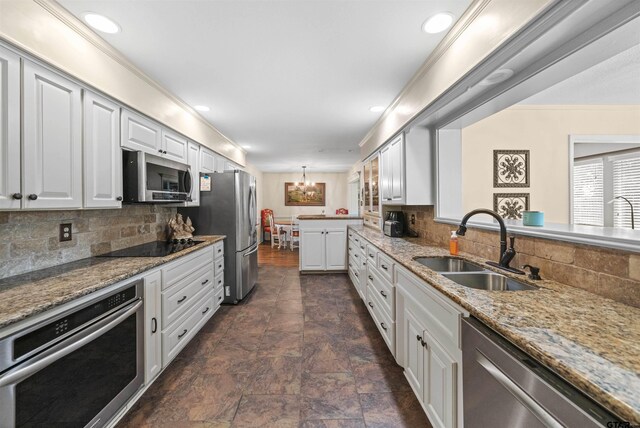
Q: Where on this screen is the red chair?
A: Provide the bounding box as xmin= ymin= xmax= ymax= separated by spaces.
xmin=261 ymin=209 xmax=274 ymax=242
xmin=335 ymin=208 xmax=348 ymax=215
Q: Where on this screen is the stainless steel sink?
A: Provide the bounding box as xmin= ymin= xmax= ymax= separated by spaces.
xmin=414 ymin=257 xmax=485 ymax=273
xmin=442 ymin=272 xmax=538 ymax=291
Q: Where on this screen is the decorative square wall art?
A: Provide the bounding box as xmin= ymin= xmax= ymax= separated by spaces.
xmin=284 ymin=182 xmax=326 ymax=206
xmin=493 ymin=193 xmax=530 ymax=220
xmin=493 ymin=150 xmax=530 ymax=187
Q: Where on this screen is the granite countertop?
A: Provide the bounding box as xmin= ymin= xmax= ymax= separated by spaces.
xmin=0 ymin=235 xmax=225 ymax=332
xmin=297 ymin=215 xmax=363 ymax=220
xmin=349 ymin=225 xmax=640 ymax=424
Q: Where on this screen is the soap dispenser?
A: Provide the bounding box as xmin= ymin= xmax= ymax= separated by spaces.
xmin=449 ymin=231 xmax=459 ymax=256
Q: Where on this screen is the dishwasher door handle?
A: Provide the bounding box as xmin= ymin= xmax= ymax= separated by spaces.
xmin=475 ymin=351 xmax=563 ymax=428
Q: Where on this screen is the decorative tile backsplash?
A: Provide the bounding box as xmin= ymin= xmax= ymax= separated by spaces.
xmin=0 ymin=205 xmax=176 ymax=279
xmin=402 ymin=205 xmax=640 ymax=308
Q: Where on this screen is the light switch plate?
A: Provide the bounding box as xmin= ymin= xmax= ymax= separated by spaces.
xmin=59 ymin=223 xmax=72 ymax=242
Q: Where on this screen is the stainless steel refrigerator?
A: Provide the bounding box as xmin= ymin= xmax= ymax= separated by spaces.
xmin=179 ymin=170 xmax=258 ymax=303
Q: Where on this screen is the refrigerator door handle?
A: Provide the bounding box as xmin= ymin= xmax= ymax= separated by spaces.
xmin=243 ymin=245 xmax=259 ymax=257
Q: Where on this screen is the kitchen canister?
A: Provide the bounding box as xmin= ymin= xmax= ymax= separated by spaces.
xmin=523 ymin=211 xmax=544 ymax=227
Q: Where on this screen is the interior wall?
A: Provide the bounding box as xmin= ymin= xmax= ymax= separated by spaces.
xmin=461 ymin=105 xmax=640 ymax=223
xmin=261 ymin=172 xmax=349 ymax=218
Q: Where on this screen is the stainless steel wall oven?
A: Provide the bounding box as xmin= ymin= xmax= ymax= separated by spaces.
xmin=0 ymin=279 xmax=144 ymax=428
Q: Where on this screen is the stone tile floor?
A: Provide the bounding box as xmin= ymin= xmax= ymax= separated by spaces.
xmin=119 ymin=266 xmax=431 ymax=427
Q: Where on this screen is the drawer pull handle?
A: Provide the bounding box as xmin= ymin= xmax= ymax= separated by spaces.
xmin=178 ymin=329 xmax=188 ymax=339
xmin=348 ymin=263 xmax=352 ymax=268
xmin=416 ymin=335 xmax=422 ymax=342
xmin=202 ymin=279 xmax=209 ymax=285
xmin=380 ymin=322 xmax=387 ymax=331
xmin=380 ymin=290 xmax=387 ymax=298
xmin=368 ymin=275 xmax=373 ymax=280
xmin=218 ymin=279 xmax=222 ymax=285
xmin=354 ymin=254 xmax=359 ymax=258
xmin=218 ymin=248 xmax=222 ymax=253
xmin=177 ymin=296 xmax=187 ymax=303
xmin=421 ymin=340 xmax=427 ymax=348
xmin=368 ymin=302 xmax=374 ymax=308
xmin=218 ymin=295 xmax=222 ymax=301
xmin=202 ymin=306 xmax=210 ymax=315
xmin=360 ymin=246 xmax=364 ymax=249
xmin=354 ymin=272 xmax=359 ymax=277
xmin=151 ymin=317 xmax=157 ymax=333
xmin=369 ymin=254 xmax=374 ymax=258
xmin=381 ymin=265 xmax=388 ymax=270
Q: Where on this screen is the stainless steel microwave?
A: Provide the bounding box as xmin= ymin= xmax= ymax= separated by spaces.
xmin=123 ymin=150 xmax=192 ymax=203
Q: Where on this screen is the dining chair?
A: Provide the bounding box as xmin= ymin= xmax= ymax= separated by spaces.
xmin=261 ymin=209 xmax=274 ymax=242
xmin=290 ymin=216 xmax=300 ymax=251
xmin=336 ymin=208 xmax=349 ymax=215
xmin=268 ymin=213 xmax=286 ymax=249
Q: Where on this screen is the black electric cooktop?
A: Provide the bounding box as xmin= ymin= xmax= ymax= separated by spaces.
xmin=97 ymin=240 xmax=205 ymax=258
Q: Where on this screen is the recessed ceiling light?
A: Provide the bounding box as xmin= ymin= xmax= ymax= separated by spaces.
xmin=194 ymin=105 xmax=210 ymax=112
xmin=83 ymin=13 xmax=120 ymax=34
xmin=478 ymin=68 xmax=514 ymax=86
xmin=369 ymin=106 xmax=385 ymax=113
xmin=241 ymin=144 xmax=251 ymax=150
xmin=422 ymin=12 xmax=454 ymax=34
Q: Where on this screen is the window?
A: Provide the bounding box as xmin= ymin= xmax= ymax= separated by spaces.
xmin=612 ymin=153 xmax=640 ymax=229
xmin=573 ymin=159 xmax=604 ymax=226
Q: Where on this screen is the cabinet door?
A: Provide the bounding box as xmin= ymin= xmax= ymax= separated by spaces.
xmin=83 ymin=91 xmax=122 ymax=208
xmin=23 ymin=61 xmax=82 ymax=209
xmin=403 ymin=302 xmax=426 ymax=400
xmin=380 ymin=144 xmax=392 ymax=202
xmin=0 ymin=45 xmax=20 ymax=210
xmin=121 ymin=109 xmax=161 ymax=153
xmin=214 ymin=156 xmax=227 ymax=173
xmin=186 ymin=142 xmax=200 ymax=206
xmin=300 ymin=228 xmax=325 ymax=270
xmin=390 ymin=135 xmax=404 ymax=202
xmin=162 ymin=129 xmax=188 ymax=163
xmin=424 ymin=332 xmax=457 ymax=428
xmin=200 ymin=146 xmax=216 ymax=173
xmin=325 ymin=227 xmax=347 ymax=270
xmin=144 ymin=270 xmax=163 ymax=383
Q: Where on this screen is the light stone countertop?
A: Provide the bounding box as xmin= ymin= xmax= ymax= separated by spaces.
xmin=349 ymin=225 xmax=640 ymax=424
xmin=297 ymin=215 xmax=363 ymax=220
xmin=0 ymin=235 xmax=225 ymax=331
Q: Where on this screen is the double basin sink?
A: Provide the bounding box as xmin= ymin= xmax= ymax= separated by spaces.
xmin=414 ymin=257 xmax=538 ymax=292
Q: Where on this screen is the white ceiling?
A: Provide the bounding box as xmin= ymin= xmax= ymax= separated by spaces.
xmin=58 ymin=0 xmax=471 ymax=172
xmin=520 ymin=43 xmax=640 ymax=105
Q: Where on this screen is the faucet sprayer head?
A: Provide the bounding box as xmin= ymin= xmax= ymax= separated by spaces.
xmin=456 ymin=225 xmax=467 ymax=236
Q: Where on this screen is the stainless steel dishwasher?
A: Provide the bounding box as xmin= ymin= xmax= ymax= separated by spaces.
xmin=462 ymin=317 xmax=620 ymax=427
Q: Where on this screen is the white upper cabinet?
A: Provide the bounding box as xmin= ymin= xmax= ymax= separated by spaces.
xmin=186 ymin=142 xmax=200 ymax=207
xmin=83 ymin=90 xmax=122 ymax=209
xmin=0 ymin=45 xmax=20 ymax=210
xmin=22 ymin=60 xmax=82 ymax=209
xmin=161 ymin=129 xmax=188 ymax=163
xmin=380 ymin=134 xmax=405 ymax=204
xmin=121 ymin=109 xmax=161 ymax=154
xmin=200 ymin=146 xmax=216 ymax=173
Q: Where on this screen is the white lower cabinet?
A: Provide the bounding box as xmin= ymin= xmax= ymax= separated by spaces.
xmin=299 ymin=219 xmax=361 ymax=271
xmin=300 ymin=228 xmax=326 ymax=270
xmin=396 ymin=265 xmax=467 ymax=428
xmin=143 ymin=270 xmax=162 ymax=383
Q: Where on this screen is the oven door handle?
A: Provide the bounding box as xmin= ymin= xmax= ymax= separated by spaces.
xmin=0 ymin=300 xmax=142 ymax=387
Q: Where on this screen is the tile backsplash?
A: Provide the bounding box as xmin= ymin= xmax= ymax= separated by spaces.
xmin=402 ymin=205 xmax=640 ymax=308
xmin=0 ymin=205 xmax=177 ymax=279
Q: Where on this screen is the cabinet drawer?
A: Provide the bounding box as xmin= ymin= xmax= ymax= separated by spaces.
xmin=348 ymin=238 xmax=357 ymax=256
xmin=366 ymin=243 xmax=377 ymax=265
xmin=377 ymin=252 xmax=395 ymax=284
xmin=368 ymin=265 xmax=394 ymax=319
xmin=214 ymin=256 xmax=224 ymax=275
xmin=366 ymin=282 xmax=395 ymax=356
xmin=214 ymin=286 xmax=224 ymax=308
xmin=396 ymin=267 xmax=464 ymax=352
xmin=214 ymin=270 xmax=224 ymax=292
xmin=162 ymin=291 xmax=214 ymax=366
xmin=162 ymin=266 xmax=213 ymax=326
xmin=162 ymin=246 xmax=213 ymax=290
xmin=348 ymin=229 xmax=355 ymax=239
xmin=213 ymin=241 xmax=224 ymax=258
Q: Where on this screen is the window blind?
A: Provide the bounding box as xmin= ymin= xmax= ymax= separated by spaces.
xmin=612 ymin=154 xmax=640 ymax=229
xmin=573 ymin=159 xmax=604 ymax=226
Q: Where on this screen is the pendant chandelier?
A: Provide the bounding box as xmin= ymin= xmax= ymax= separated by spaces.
xmin=297 ymin=166 xmax=314 ymax=197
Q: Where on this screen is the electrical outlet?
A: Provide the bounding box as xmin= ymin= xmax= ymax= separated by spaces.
xmin=59 ymin=223 xmax=72 ymax=242
xmin=411 ymin=214 xmax=416 ymax=225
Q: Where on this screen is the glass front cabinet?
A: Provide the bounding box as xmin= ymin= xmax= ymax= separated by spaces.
xmin=362 ymin=154 xmax=381 ymax=229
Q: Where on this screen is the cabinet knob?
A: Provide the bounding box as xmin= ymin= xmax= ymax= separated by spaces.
xmin=368 ymin=275 xmax=373 ymax=280
xmin=368 ymin=301 xmax=374 ymax=308
xmin=163 ymin=150 xmax=167 ymax=154
xmin=116 ymin=196 xmax=123 ymax=201
xmin=416 ymin=335 xmax=422 ymax=342
xmin=158 ymin=149 xmax=163 ymax=153
xmin=12 ymin=193 xmax=23 ymax=200
xmin=380 ymin=290 xmax=387 ymax=298
xmin=380 ymin=322 xmax=387 ymax=331
xmin=151 ymin=317 xmax=157 ymax=333
xmin=28 ymin=194 xmax=38 ymax=200
xmin=421 ymin=340 xmax=428 ymax=348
